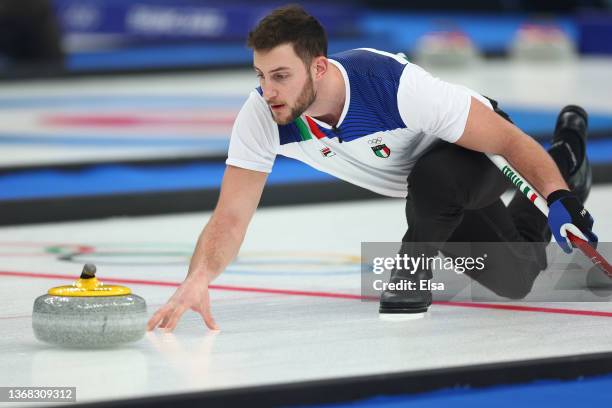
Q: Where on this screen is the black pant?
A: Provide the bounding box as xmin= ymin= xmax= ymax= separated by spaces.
xmin=404 ymin=105 xmax=550 ymax=299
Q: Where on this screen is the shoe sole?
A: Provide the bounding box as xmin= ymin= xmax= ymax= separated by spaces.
xmin=379 ymin=312 xmax=426 ymax=321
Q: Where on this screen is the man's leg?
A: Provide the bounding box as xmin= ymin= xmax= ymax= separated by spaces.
xmin=379 ymin=105 xmax=592 ymax=314
xmin=445 ymin=201 xmax=547 ymax=299
xmin=449 ymin=106 xmax=591 ymax=297
xmin=379 ymin=142 xmax=530 ymax=314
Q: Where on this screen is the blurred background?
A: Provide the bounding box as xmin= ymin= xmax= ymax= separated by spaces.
xmin=2 ymin=0 xmax=612 ymax=75
xmin=1 ymin=0 xmax=611 ymax=224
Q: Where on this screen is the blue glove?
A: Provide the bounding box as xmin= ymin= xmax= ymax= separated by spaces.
xmin=547 ymin=189 xmax=598 ymax=253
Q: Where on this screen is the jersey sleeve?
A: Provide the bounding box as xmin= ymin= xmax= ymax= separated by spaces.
xmin=397 ymin=63 xmax=478 ymax=143
xmin=225 ymin=91 xmax=279 ymax=173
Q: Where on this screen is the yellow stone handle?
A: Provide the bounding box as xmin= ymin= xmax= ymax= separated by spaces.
xmin=47 ymin=264 xmax=132 ymax=297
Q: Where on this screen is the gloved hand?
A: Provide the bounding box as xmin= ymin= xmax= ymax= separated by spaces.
xmin=547 ymin=189 xmax=598 ymax=253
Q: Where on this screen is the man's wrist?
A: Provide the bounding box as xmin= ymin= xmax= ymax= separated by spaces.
xmin=546 ymin=189 xmax=574 ymax=206
xmin=186 ymin=269 xmax=212 ymax=285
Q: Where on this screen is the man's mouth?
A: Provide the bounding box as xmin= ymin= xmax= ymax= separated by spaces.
xmin=270 ymin=104 xmax=285 ymax=111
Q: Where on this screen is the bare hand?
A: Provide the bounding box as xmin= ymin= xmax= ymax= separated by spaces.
xmin=147 ymin=276 xmax=219 ymax=332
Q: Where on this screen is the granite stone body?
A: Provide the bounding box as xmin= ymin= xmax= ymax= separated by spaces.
xmin=32 ymin=294 xmax=147 ymax=348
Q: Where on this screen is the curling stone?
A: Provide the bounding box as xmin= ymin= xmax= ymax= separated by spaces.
xmin=32 ymin=264 xmax=147 ymax=348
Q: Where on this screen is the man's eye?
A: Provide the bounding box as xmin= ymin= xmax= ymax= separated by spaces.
xmin=274 ymin=74 xmax=288 ymax=80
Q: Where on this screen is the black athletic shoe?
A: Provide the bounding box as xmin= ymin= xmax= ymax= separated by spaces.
xmin=378 ymin=266 xmax=432 ymax=317
xmin=551 ymin=105 xmax=592 ymax=203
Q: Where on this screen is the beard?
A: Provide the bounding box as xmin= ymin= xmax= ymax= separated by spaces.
xmin=271 ymin=76 xmax=316 ymax=125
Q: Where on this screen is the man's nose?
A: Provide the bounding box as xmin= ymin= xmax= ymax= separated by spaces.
xmin=263 ymin=85 xmax=278 ymax=101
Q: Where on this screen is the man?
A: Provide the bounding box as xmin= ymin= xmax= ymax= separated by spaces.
xmin=148 ymin=5 xmax=597 ymax=331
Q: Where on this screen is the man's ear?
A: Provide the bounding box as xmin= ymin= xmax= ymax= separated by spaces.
xmin=312 ymin=56 xmax=328 ymax=80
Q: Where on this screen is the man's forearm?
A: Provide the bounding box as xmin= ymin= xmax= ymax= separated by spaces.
xmin=505 ymin=131 xmax=568 ymax=198
xmin=186 ymin=214 xmax=246 ymax=283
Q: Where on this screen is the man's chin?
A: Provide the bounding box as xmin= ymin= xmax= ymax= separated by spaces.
xmin=274 ymin=118 xmax=292 ymax=125
xmin=272 ymin=113 xmax=295 ymax=125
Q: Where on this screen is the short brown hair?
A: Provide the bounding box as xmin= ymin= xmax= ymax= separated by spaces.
xmin=247 ymin=5 xmax=327 ymax=65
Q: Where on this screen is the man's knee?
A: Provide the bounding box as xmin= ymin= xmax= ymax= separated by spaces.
xmin=468 ymin=268 xmax=539 ymax=300
xmin=497 ymin=278 xmax=536 ymax=300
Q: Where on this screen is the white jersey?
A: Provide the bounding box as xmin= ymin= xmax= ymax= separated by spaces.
xmin=226 ymin=48 xmax=492 ymax=198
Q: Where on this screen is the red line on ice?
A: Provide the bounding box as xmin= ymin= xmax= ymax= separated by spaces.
xmin=3 ymin=270 xmax=612 ymax=318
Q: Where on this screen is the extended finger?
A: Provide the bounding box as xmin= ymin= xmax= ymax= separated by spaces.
xmin=162 ymin=304 xmax=188 ymax=332
xmin=147 ymin=306 xmax=170 ymax=331
xmin=199 ymin=298 xmax=219 ymax=331
xmin=158 ymin=306 xmax=177 ymax=329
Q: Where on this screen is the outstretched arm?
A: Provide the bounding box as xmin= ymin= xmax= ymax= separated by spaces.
xmin=147 ymin=165 xmax=268 ymax=332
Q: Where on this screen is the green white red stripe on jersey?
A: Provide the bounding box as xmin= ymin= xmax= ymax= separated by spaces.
xmin=293 ymin=116 xmax=326 ymax=142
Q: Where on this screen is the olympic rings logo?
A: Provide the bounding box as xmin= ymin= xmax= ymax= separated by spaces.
xmin=368 ymin=137 xmax=383 ymax=144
